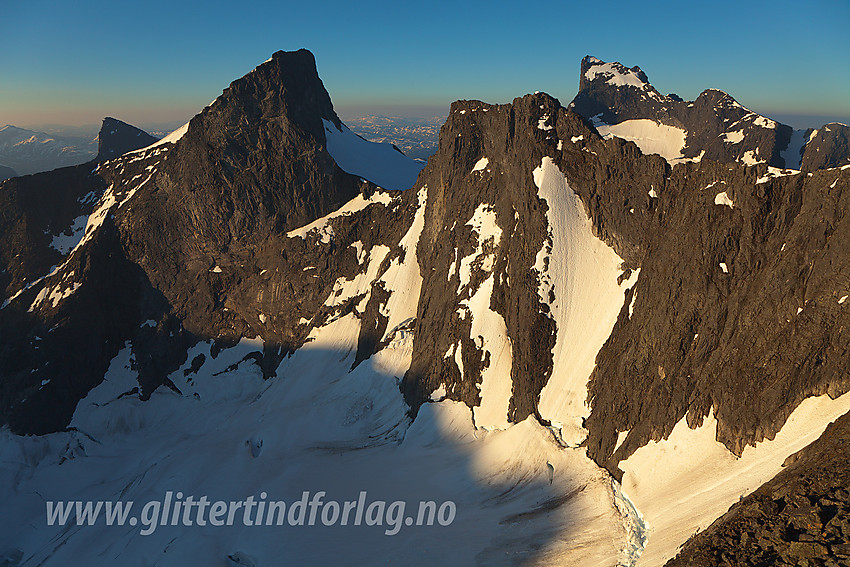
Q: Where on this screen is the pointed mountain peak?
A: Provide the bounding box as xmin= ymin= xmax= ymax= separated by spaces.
xmin=96 ymin=117 xmax=157 ymax=162
xmin=146 ymin=49 xmax=379 ymax=235
xmin=202 ymin=48 xmax=342 ymax=144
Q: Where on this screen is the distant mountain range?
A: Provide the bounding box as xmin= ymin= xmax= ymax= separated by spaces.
xmin=0 ymin=122 xmax=179 ymax=178
xmin=0 ymin=125 xmax=97 ymax=176
xmin=570 ymin=56 xmax=850 ymax=171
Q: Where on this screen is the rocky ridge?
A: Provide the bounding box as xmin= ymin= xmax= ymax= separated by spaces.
xmin=571 ymin=56 xmax=850 ymax=171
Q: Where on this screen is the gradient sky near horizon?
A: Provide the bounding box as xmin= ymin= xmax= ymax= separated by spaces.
xmin=1 ymin=0 xmax=848 ymax=130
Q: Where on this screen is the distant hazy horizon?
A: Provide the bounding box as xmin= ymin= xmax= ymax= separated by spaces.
xmin=2 ymin=0 xmax=847 ymax=133
xmin=8 ymin=107 xmax=849 ymax=138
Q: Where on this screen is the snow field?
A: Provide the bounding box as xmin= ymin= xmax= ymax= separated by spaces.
xmin=533 ymin=157 xmax=638 ymax=446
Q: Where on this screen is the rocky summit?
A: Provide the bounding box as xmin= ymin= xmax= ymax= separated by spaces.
xmin=95 ymin=117 xmax=158 ymax=162
xmin=1 ymin=50 xmax=849 ymax=566
xmin=571 ymin=55 xmax=850 ymax=171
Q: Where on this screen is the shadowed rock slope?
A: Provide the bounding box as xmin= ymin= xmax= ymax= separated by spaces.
xmin=0 ymin=50 xmax=413 ymax=434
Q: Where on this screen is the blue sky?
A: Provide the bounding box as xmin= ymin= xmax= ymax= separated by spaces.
xmin=1 ymin=0 xmax=848 ymax=129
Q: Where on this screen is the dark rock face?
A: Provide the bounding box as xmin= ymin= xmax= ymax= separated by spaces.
xmin=157 ymin=49 xmax=358 ymax=241
xmin=563 ymin=58 xmax=850 ymax=480
xmin=0 ymin=163 xmax=107 ymax=302
xmin=566 ymin=55 xmax=850 ymax=563
xmin=398 ymin=89 xmax=850 ymax=472
xmin=95 ymin=117 xmax=157 ymax=161
xmin=571 ymin=56 xmax=850 ymax=172
xmin=1 ymin=218 xmax=156 ymax=433
xmin=582 ymin=157 xmax=850 ymax=474
xmin=667 ymin=412 xmax=850 ymax=567
xmin=401 ymin=96 xmax=555 ymax=423
xmin=0 ymin=49 xmax=410 ymax=434
xmin=0 ymin=165 xmax=15 ymax=181
xmin=802 ymin=123 xmax=850 ymax=171
xmin=394 ymin=85 xmax=850 ymax=497
xmin=109 ymin=49 xmax=372 ymax=344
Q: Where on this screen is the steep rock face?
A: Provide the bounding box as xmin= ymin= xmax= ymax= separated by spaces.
xmin=158 ymin=48 xmax=360 ymax=238
xmin=563 ymin=56 xmax=850 ymax=565
xmin=102 ymin=49 xmax=370 ymax=345
xmin=802 ymin=122 xmax=850 ymax=171
xmin=396 ymin=85 xmax=850 ymax=563
xmin=401 ymin=96 xmax=554 ymax=426
xmin=582 ymin=160 xmax=850 ymax=473
xmin=383 ymin=85 xmax=850 ymax=475
xmin=95 ymin=117 xmax=157 ymax=161
xmin=400 ymin=94 xmax=647 ymax=436
xmin=0 ymin=163 xmax=107 ymax=304
xmin=0 ymin=49 xmax=420 ymax=435
xmin=565 ymin=57 xmax=850 ymax=475
xmin=570 ymin=56 xmax=850 ymax=172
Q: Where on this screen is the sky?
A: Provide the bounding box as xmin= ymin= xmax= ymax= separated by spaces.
xmin=1 ymin=0 xmax=848 ymax=131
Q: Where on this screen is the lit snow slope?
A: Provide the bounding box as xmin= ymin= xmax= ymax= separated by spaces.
xmin=532 ymin=157 xmax=638 ymax=446
xmin=322 ymin=119 xmax=424 ymax=190
xmin=595 ymin=119 xmax=689 ymax=164
xmin=621 ymin=393 xmax=850 ymax=566
xmin=0 ymin=185 xmax=630 ymax=566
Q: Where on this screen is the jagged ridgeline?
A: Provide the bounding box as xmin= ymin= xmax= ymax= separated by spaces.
xmin=1 ymin=50 xmax=849 ymax=566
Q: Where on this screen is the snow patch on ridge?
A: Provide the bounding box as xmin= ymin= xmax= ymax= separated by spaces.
xmin=132 ymin=122 xmax=189 ymax=154
xmin=585 ymin=62 xmax=647 ymax=89
xmin=596 ymin=120 xmax=688 ymax=164
xmin=722 ymin=130 xmax=745 ymax=144
xmin=741 ymin=149 xmax=761 ymax=166
xmin=714 ymin=191 xmax=734 ymax=208
xmin=287 ymin=192 xmax=395 ymax=242
xmin=50 ymin=215 xmax=88 ymax=255
xmin=757 ymin=166 xmax=799 ymax=184
xmin=471 ymin=157 xmax=489 ymax=172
